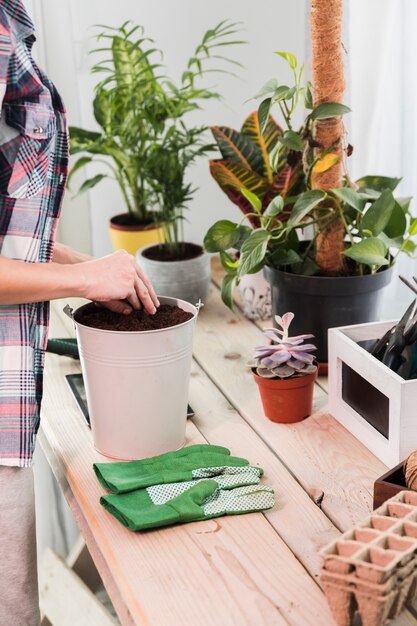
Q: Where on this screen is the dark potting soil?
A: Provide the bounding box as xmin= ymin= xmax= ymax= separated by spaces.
xmin=77 ymin=304 xmax=193 ymax=331
xmin=142 ymin=243 xmax=203 ymax=262
xmin=110 ymin=214 xmax=156 ymax=228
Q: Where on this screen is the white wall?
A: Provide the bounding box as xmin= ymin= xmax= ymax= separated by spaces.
xmin=35 ymin=0 xmax=309 ymax=257
xmin=348 ymin=0 xmax=417 ymax=317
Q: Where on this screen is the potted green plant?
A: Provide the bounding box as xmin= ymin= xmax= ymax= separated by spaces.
xmin=204 ymin=52 xmax=416 ymax=362
xmin=69 ymin=20 xmax=243 ymax=265
xmin=248 ymin=312 xmax=317 ymax=423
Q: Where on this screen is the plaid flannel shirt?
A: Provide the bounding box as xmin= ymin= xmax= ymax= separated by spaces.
xmin=0 ymin=0 xmax=68 ymax=466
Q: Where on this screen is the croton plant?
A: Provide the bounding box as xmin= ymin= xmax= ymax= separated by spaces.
xmin=204 ymin=52 xmax=416 ymax=308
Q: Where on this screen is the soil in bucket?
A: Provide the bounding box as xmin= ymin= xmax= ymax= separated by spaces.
xmin=76 ymin=303 xmax=193 ymax=331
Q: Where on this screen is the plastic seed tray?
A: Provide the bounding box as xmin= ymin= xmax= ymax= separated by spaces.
xmin=320 ymin=490 xmax=417 ymax=626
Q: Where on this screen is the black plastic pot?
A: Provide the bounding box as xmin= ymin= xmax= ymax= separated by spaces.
xmin=264 ymin=265 xmax=394 ymax=363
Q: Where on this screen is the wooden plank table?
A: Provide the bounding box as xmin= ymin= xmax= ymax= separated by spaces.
xmin=38 ymin=259 xmax=417 ymax=626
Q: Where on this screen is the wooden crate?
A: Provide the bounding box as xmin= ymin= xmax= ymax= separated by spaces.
xmin=373 ymin=461 xmax=413 ymax=510
xmin=328 ymin=320 xmax=417 ymax=467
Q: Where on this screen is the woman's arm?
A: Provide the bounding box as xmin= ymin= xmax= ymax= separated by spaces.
xmin=0 ymin=250 xmax=159 ymax=313
xmin=52 ymin=242 xmax=92 ymax=264
xmin=0 ymin=256 xmax=85 ymax=303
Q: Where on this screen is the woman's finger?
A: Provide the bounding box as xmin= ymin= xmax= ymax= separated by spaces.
xmin=134 ymin=262 xmax=159 ymax=308
xmin=134 ymin=276 xmax=156 ymax=314
xmin=126 ymin=289 xmax=142 ymax=311
xmin=101 ymin=300 xmax=132 ymax=315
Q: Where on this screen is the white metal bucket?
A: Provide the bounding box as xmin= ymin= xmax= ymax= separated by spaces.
xmin=69 ymin=297 xmax=198 ymax=460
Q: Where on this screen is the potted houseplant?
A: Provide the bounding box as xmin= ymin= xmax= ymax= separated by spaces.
xmin=204 ymin=50 xmax=416 ymax=363
xmin=208 ymin=111 xmax=303 ymax=319
xmin=248 ymin=312 xmax=317 ymax=423
xmin=70 ymin=20 xmax=244 ymax=303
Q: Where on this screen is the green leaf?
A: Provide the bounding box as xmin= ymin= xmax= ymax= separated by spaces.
xmin=268 ymin=247 xmax=301 ymax=267
xmin=284 ymin=86 xmax=296 ymax=100
xmin=304 ymin=81 xmax=313 ymax=109
xmin=234 ymin=225 xmax=252 ymax=250
xmin=287 ymin=189 xmax=327 ymax=228
xmin=397 ymin=197 xmax=412 ymax=213
xmin=241 ymin=188 xmax=262 ymax=212
xmin=67 ymin=156 xmax=92 ymax=188
xmin=254 ymin=78 xmax=279 ymax=99
xmin=220 ymin=251 xmax=238 ymax=274
xmin=291 ymin=256 xmax=319 ymax=276
xmin=69 ymin=127 xmax=103 ymax=155
xmin=274 ymin=85 xmax=291 ymax=101
xmin=333 ymin=187 xmax=364 ymax=212
xmin=221 ymin=274 xmax=236 ymax=310
xmin=203 ymin=220 xmax=240 ymax=252
xmin=409 ymin=218 xmax=417 ymax=236
xmin=362 ymin=189 xmax=395 ymax=235
xmin=357 ymin=188 xmax=381 ymax=201
xmin=238 ymin=230 xmax=271 ymax=277
xmin=258 ymin=98 xmax=272 ymax=134
xmin=355 ymin=175 xmax=402 ymax=192
xmin=310 ymin=103 xmax=351 ymax=121
xmin=379 ymin=233 xmax=404 ymax=250
xmin=402 ymin=240 xmax=417 ymax=255
xmin=343 ymin=238 xmax=389 ymax=267
xmin=280 ymin=130 xmax=304 ymax=152
xmin=274 ymin=51 xmax=297 ymax=69
xmin=264 ymin=195 xmax=284 ymax=217
xmin=75 ymin=174 xmax=107 ymax=196
xmin=93 ymin=91 xmax=110 ymax=129
xmin=384 ymin=201 xmax=407 ymax=238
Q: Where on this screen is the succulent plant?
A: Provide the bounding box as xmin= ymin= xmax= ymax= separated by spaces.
xmin=248 ymin=312 xmax=317 ymax=379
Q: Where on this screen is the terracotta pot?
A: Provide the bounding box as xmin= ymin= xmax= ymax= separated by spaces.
xmin=253 ymin=368 xmax=318 ymax=423
xmin=109 ymin=213 xmax=163 ymax=255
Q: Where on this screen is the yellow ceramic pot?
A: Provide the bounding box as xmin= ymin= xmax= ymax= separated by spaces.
xmin=109 ymin=213 xmax=163 ymax=255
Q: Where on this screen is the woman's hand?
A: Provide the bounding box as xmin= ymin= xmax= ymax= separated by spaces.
xmin=53 ymin=244 xmax=159 ymax=315
xmin=80 ymin=250 xmax=159 ymax=315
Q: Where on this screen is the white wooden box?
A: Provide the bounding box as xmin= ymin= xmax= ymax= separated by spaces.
xmin=328 ymin=320 xmax=417 ymax=467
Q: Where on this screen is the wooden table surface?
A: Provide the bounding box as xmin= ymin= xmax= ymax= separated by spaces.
xmin=39 ymin=259 xmax=417 ymax=626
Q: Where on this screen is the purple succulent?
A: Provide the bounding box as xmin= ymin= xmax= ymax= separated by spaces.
xmin=248 ymin=312 xmax=317 ymax=379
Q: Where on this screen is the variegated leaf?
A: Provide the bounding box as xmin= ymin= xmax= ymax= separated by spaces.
xmin=240 ymin=112 xmax=273 ymax=182
xmin=263 ymin=116 xmax=284 ymax=153
xmin=209 ymin=160 xmax=268 ymax=196
xmin=210 ymin=126 xmax=263 ymax=173
xmin=261 ymin=166 xmax=292 ymax=213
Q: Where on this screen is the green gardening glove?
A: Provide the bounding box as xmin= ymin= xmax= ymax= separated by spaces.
xmin=100 ymin=478 xmax=275 ymax=531
xmin=46 ymin=338 xmax=79 ymax=359
xmin=94 ymin=444 xmax=252 ymax=493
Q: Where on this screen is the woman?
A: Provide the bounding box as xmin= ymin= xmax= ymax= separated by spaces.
xmin=0 ymin=2 xmax=158 ymax=624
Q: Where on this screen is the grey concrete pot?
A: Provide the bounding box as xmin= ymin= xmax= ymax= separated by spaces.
xmin=137 ymin=243 xmax=211 ymax=305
